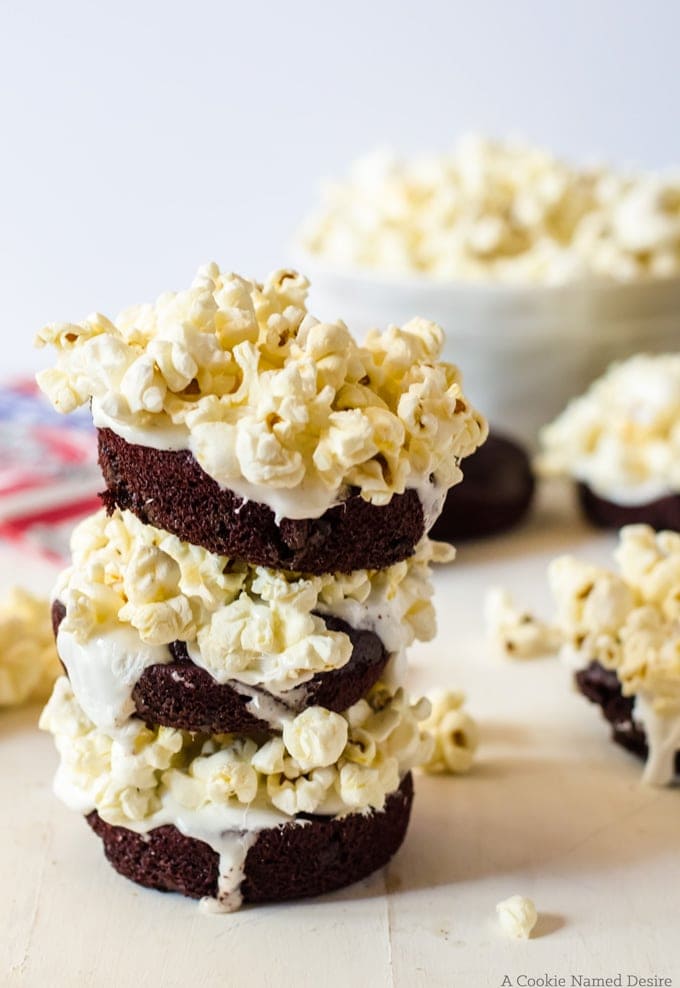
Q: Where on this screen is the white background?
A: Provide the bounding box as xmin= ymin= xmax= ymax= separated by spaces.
xmin=2 ymin=0 xmax=680 ymax=376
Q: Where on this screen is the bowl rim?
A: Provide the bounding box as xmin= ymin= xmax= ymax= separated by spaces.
xmin=291 ymin=246 xmax=680 ymax=302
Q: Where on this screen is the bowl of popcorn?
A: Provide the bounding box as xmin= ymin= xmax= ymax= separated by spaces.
xmin=294 ymin=136 xmax=680 ymax=445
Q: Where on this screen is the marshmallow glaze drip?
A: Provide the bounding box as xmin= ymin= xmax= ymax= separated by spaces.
xmin=36 ymin=265 xmax=486 ymax=523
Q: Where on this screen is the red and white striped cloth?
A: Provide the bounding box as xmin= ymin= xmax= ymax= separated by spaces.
xmin=0 ymin=380 xmax=101 ymax=562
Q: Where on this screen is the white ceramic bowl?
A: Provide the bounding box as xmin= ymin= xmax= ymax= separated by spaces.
xmin=296 ymin=254 xmax=680 ymax=446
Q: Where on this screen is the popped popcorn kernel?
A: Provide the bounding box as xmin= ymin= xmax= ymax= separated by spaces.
xmin=420 ymin=690 xmax=478 ymax=775
xmin=496 ymin=895 xmax=538 ymax=939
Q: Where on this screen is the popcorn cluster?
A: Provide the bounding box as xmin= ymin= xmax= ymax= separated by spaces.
xmin=42 ymin=677 xmax=432 ymax=821
xmin=56 ymin=507 xmax=447 ymax=692
xmin=489 ymin=525 xmax=680 ymax=706
xmin=36 ymin=265 xmax=485 ymax=507
xmin=0 ymin=588 xmax=61 ymax=708
xmin=486 ymin=525 xmax=680 ymax=785
xmin=298 ymin=136 xmax=680 ymax=284
xmin=551 ymin=527 xmax=680 ymax=712
xmin=538 ymin=353 xmax=680 ymax=503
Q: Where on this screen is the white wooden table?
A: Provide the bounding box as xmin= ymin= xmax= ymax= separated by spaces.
xmin=2 ymin=483 xmax=679 ymax=987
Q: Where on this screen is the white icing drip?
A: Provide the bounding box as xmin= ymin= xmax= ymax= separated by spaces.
xmin=190 ymin=470 xmax=342 ymax=525
xmin=200 ymin=831 xmax=257 ymax=914
xmin=634 ymin=694 xmax=680 ymax=787
xmin=229 ymin=680 xmax=296 ymax=729
xmin=54 ymin=764 xmax=294 ymax=912
xmin=577 ymin=475 xmax=676 ymax=507
xmin=57 ymin=626 xmax=170 ymax=732
xmin=414 ymin=477 xmax=447 ymax=530
xmin=92 ymin=398 xmax=448 ymax=528
xmin=382 ymin=650 xmax=407 ymax=690
xmin=316 ymin=595 xmax=407 ymax=655
xmin=92 ymin=397 xmax=190 ymax=451
xmin=191 ymin=823 xmax=258 ymax=914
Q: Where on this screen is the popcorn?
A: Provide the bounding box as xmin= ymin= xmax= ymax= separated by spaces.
xmin=537 ymin=354 xmax=680 ymax=501
xmin=40 ymin=678 xmax=433 ymax=821
xmin=56 ymin=507 xmax=445 ymax=693
xmin=36 ymin=266 xmax=486 ymax=509
xmin=496 ymin=895 xmax=538 ymax=939
xmin=337 ymin=759 xmax=399 ymax=809
xmin=0 ymin=588 xmax=61 ymax=708
xmin=485 ymin=588 xmax=559 ymax=659
xmin=548 ymin=559 xmax=634 ymax=639
xmin=298 ymin=136 xmax=680 ymax=284
xmin=250 ymin=737 xmax=286 ymax=776
xmin=420 ymin=691 xmax=478 ymax=774
xmin=39 ymin=678 xmax=187 ymax=822
xmin=282 ymin=707 xmax=348 ymax=771
xmin=267 ymin=767 xmax=336 ymax=815
xmin=190 ymin=744 xmax=259 ymax=805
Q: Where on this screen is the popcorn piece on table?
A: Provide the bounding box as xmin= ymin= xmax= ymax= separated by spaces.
xmin=420 ymin=689 xmax=478 ymax=774
xmin=485 ymin=587 xmax=560 ymax=659
xmin=496 ymin=895 xmax=538 ymax=939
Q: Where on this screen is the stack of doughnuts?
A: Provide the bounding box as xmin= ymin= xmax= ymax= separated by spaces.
xmin=38 ymin=265 xmax=486 ymax=910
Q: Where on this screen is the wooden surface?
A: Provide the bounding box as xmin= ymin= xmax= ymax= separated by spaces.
xmin=2 ymin=482 xmax=678 ymax=988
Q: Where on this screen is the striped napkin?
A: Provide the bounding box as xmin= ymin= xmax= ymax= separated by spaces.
xmin=0 ymin=379 xmax=101 ymax=561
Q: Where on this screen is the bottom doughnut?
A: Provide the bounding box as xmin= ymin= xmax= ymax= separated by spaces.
xmin=86 ymin=772 xmax=414 ymax=908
